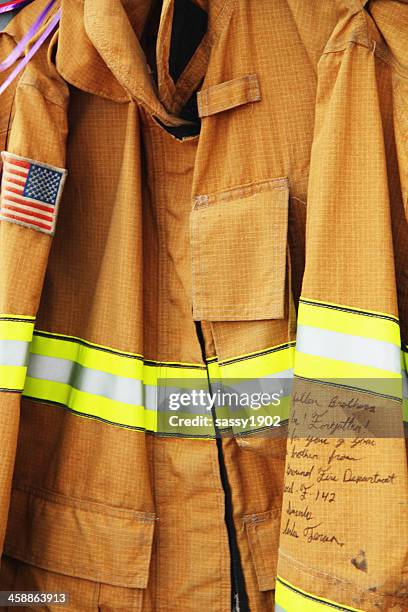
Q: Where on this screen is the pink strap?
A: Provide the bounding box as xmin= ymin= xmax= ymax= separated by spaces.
xmin=0 ymin=0 xmax=57 ymax=71
xmin=0 ymin=1 xmax=32 ymax=13
xmin=0 ymin=6 xmax=60 ymax=95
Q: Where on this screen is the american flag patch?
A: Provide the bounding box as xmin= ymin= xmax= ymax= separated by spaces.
xmin=0 ymin=152 xmax=67 ymax=235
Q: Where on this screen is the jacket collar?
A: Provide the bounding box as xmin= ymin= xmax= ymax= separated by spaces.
xmin=84 ymin=0 xmax=177 ymax=122
xmin=57 ymin=0 xmax=235 ymax=124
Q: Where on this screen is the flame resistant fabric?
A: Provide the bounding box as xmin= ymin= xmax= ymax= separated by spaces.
xmin=0 ymin=1 xmax=407 ymax=610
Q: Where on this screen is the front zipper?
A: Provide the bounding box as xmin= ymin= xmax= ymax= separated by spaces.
xmin=194 ymin=321 xmax=250 ymax=612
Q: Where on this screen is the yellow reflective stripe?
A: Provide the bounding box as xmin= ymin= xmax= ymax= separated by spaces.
xmin=0 ymin=319 xmax=34 ymax=342
xmin=31 ymin=334 xmax=91 ymax=362
xmin=219 ymin=341 xmax=294 ymax=363
xmin=66 ymin=388 xmax=157 ymax=431
xmin=141 ymin=364 xmax=205 ymax=386
xmin=0 ymin=365 xmax=27 ymax=389
xmin=275 ymin=577 xmax=362 ymax=612
xmin=300 ymin=297 xmax=399 ymax=322
xmin=0 ymin=316 xmax=34 ymax=390
xmin=219 ymin=345 xmax=294 ymax=378
xmin=23 ymin=377 xmax=157 ymax=430
xmin=0 ymin=314 xmax=35 ymax=321
xmin=299 ymin=301 xmax=400 ymax=346
xmin=32 ymin=329 xmax=207 ymax=368
xmin=31 ymin=330 xmax=143 ymax=359
xmin=31 ymin=334 xmax=144 ymax=379
xmin=23 ymin=378 xmax=215 ymax=435
xmin=151 ymin=365 xmax=207 ymax=382
xmin=207 ymin=359 xmax=221 ymax=379
xmin=295 ymin=351 xmax=401 ymax=380
xmin=31 ymin=334 xmax=207 ymax=381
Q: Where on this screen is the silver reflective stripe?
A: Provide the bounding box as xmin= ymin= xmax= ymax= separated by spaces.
xmin=0 ymin=339 xmax=30 ymax=366
xmin=274 ymin=605 xmax=286 ymax=612
xmin=145 ymin=384 xmax=157 ymax=411
xmin=27 ymin=353 xmax=72 ymax=382
xmin=296 ymin=325 xmax=401 ymax=374
xmin=74 ymin=364 xmax=145 ymax=405
xmin=27 ymin=354 xmax=145 ymax=405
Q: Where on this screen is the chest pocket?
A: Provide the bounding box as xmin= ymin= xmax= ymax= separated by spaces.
xmin=190 ymin=177 xmax=289 ymax=321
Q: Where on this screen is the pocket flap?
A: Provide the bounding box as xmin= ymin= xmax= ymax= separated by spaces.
xmin=191 ymin=178 xmax=289 ymax=321
xmin=197 ymin=74 xmax=261 ymax=117
xmin=4 ymin=486 xmax=156 ymax=589
xmin=244 ymin=508 xmax=281 ymax=591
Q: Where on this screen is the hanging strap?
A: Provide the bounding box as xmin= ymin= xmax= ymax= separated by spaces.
xmin=0 ymin=1 xmax=32 ymax=13
xmin=0 ymin=6 xmax=60 ymax=94
xmin=0 ymin=0 xmax=60 ymax=96
xmin=0 ymin=0 xmax=57 ymax=71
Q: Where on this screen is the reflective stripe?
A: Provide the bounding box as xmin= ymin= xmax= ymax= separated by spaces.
xmin=27 ymin=354 xmax=146 ymax=406
xmin=214 ymin=345 xmax=294 ymax=434
xmin=22 ymin=331 xmax=218 ymax=432
xmin=296 ymin=300 xmax=402 ymax=382
xmin=30 ymin=333 xmax=206 ymax=382
xmin=0 ymin=365 xmax=28 ymax=390
xmin=24 ymin=377 xmax=158 ymax=430
xmin=2 ymin=309 xmax=405 ymax=430
xmin=0 ymin=315 xmax=34 ymax=390
xmin=0 ymin=339 xmax=30 ymax=366
xmin=275 ymin=577 xmax=362 ymax=612
xmin=21 ymin=332 xmax=296 ymax=434
xmin=30 ymin=333 xmax=208 ymax=376
xmin=297 ymin=325 xmax=401 ymax=375
xmin=219 ymin=344 xmax=295 ymax=378
xmin=26 ymin=353 xmax=213 ymax=416
xmin=299 ymin=299 xmax=400 ymax=345
xmin=0 ymin=317 xmax=35 ymax=341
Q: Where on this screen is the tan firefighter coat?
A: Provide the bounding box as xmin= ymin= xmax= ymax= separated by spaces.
xmin=0 ymin=1 xmax=407 ymax=610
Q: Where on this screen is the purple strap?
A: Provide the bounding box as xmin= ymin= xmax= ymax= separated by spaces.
xmin=0 ymin=6 xmax=60 ymax=95
xmin=0 ymin=0 xmax=57 ymax=72
xmin=0 ymin=1 xmax=32 ymax=14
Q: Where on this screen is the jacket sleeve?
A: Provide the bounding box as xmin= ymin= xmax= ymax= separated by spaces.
xmin=0 ymin=33 xmax=69 ymax=556
xmin=276 ymin=4 xmax=408 ymax=611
